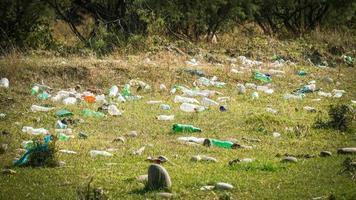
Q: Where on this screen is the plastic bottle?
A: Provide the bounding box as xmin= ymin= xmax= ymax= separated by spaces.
xmin=22 ymin=126 xmax=49 ymax=135
xmin=108 ymin=105 xmax=122 ymax=116
xmin=38 ymin=91 xmax=50 ymax=100
xmin=55 ymin=128 xmax=73 ymax=135
xmin=177 ymin=137 xmax=205 ymax=144
xmin=31 ymin=105 xmax=54 ymax=112
xmin=147 ymin=100 xmax=163 ymax=104
xmin=31 ymin=86 xmax=40 ymax=95
xmin=180 ymin=103 xmax=205 ymax=112
xmin=121 ymin=84 xmax=131 ymax=97
xmin=174 ymin=95 xmax=199 ymax=104
xmin=283 ymin=94 xmax=303 ymax=100
xmin=297 ymin=70 xmax=307 ymax=76
xmin=63 ymin=97 xmax=77 ymax=105
xmin=251 ymin=92 xmax=259 ymax=99
xmin=203 ymin=138 xmax=235 ymax=149
xmin=201 ymin=97 xmax=219 ymax=106
xmin=160 ymin=84 xmax=167 ymax=91
xmin=109 ymin=85 xmax=119 ymax=97
xmin=56 ymin=120 xmax=68 ymax=129
xmin=0 ymin=78 xmax=9 ymax=88
xmin=237 ymin=84 xmax=246 ymax=94
xmin=89 ymin=150 xmax=113 ymax=157
xmin=172 ymin=124 xmax=202 ymax=133
xmin=57 ymin=133 xmax=70 ymax=141
xmin=83 ymin=108 xmax=105 ymax=117
xmin=157 ymin=115 xmax=174 ymax=121
xmin=160 ymin=104 xmax=171 ymax=110
xmin=254 ymin=71 xmax=272 ymax=83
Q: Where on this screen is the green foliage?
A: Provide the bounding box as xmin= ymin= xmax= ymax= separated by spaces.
xmin=315 ymin=104 xmax=354 ymax=132
xmin=26 ymin=136 xmax=58 ymax=167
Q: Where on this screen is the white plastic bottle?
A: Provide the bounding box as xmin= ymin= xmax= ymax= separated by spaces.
xmin=22 ymin=126 xmax=49 ymax=135
xmin=0 ymin=78 xmax=9 ymax=88
xmin=89 ymin=150 xmax=113 ymax=157
xmin=157 ymin=115 xmax=175 ymax=121
xmin=108 ymin=104 xmax=122 ymax=116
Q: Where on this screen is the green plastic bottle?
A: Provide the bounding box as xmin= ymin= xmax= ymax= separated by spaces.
xmin=172 ymin=124 xmax=202 ymax=133
xmin=121 ymin=84 xmax=131 ymax=97
xmin=254 ymin=71 xmax=272 ymax=83
xmin=203 ymin=138 xmax=235 ymax=149
xmin=82 ymin=108 xmax=105 ymax=117
xmin=57 ymin=133 xmax=70 ymax=141
xmin=31 ymin=86 xmax=40 ymax=95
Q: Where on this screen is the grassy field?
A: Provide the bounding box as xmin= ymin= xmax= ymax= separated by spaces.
xmin=0 ymin=52 xmax=355 ymax=200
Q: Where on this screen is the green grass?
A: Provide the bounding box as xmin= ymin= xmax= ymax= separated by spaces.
xmin=0 ymin=53 xmax=355 ymax=200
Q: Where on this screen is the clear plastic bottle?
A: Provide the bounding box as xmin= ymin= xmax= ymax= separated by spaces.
xmin=89 ymin=150 xmax=113 ymax=157
xmin=31 ymin=105 xmax=54 ymax=112
xmin=157 ymin=115 xmax=174 ymax=121
xmin=160 ymin=104 xmax=171 ymax=110
xmin=180 ymin=103 xmax=205 ymax=112
xmin=174 ymin=95 xmax=199 ymax=104
xmin=108 ymin=105 xmax=122 ymax=116
xmin=109 ymin=85 xmax=119 ymax=97
xmin=201 ymin=97 xmax=218 ymax=106
xmin=22 ymin=126 xmax=49 ymax=135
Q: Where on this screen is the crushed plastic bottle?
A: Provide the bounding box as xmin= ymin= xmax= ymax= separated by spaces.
xmin=108 ymin=105 xmax=122 ymax=116
xmin=257 ymin=86 xmax=274 ymax=94
xmin=121 ymin=84 xmax=131 ymax=97
xmin=31 ymin=86 xmax=40 ymax=95
xmin=283 ymin=94 xmax=303 ymax=100
xmin=82 ymin=108 xmax=105 ymax=117
xmin=201 ymin=97 xmax=219 ymax=107
xmin=90 ymin=150 xmax=113 ymax=157
xmin=252 ymin=92 xmax=259 ymax=99
xmin=31 ymin=105 xmax=54 ymax=112
xmin=56 ymin=120 xmax=68 ymax=129
xmin=37 ymin=91 xmax=51 ymax=100
xmin=160 ymin=104 xmax=171 ymax=110
xmin=22 ymin=126 xmax=49 ymax=135
xmin=180 ymin=103 xmax=205 ymax=112
xmin=96 ymin=94 xmax=106 ymax=104
xmin=57 ymin=133 xmax=70 ymax=141
xmin=177 ymin=136 xmax=205 ymax=144
xmin=109 ymin=85 xmax=119 ymax=97
xmin=0 ymin=78 xmax=9 ymax=88
xmin=160 ymin=84 xmax=167 ymax=91
xmin=147 ymin=100 xmax=163 ymax=104
xmin=318 ymin=91 xmax=332 ymax=97
xmin=172 ymin=124 xmax=202 ymax=133
xmin=237 ymin=84 xmax=246 ymax=94
xmin=174 ymin=95 xmax=199 ymax=104
xmin=157 ymin=115 xmax=174 ymax=121
xmin=63 ymin=97 xmax=77 ymax=105
xmin=254 ymin=71 xmax=272 ymax=83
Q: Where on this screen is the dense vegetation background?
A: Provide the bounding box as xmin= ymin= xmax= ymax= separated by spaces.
xmin=0 ymin=0 xmax=355 ymax=55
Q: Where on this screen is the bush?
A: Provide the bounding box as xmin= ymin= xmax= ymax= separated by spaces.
xmin=315 ymin=104 xmax=354 ymax=132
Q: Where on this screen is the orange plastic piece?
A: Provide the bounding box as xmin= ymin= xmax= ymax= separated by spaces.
xmin=84 ymin=95 xmax=96 ymax=103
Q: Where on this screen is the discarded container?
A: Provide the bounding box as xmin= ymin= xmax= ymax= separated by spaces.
xmin=22 ymin=126 xmax=49 ymax=135
xmin=318 ymin=91 xmax=332 ymax=97
xmin=174 ymin=95 xmax=199 ymax=104
xmin=117 ymin=94 xmax=126 ymax=102
xmin=109 ymin=85 xmax=119 ymax=97
xmin=254 ymin=71 xmax=272 ymax=83
xmin=283 ymin=94 xmax=303 ymax=100
xmin=89 ymin=150 xmax=113 ymax=157
xmin=172 ymin=124 xmax=201 ymax=133
xmin=31 ymin=86 xmax=40 ymax=95
xmin=295 ymin=81 xmax=316 ymax=94
xmin=121 ymin=84 xmax=131 ymax=97
xmin=31 ymin=105 xmax=54 ymax=112
xmin=56 ymin=109 xmax=73 ymax=118
xmin=296 ymin=70 xmax=307 ymax=76
xmin=37 ymin=91 xmax=50 ymax=100
xmin=160 ymin=104 xmax=171 ymax=110
xmin=160 ymin=84 xmax=167 ymax=91
xmin=219 ymin=106 xmax=227 ymax=112
xmin=203 ymin=139 xmax=235 ymax=149
xmin=237 ymin=84 xmax=246 ymax=94
xmin=0 ymin=78 xmax=9 ymax=88
xmin=95 ymin=94 xmax=106 ymax=104
xmin=84 ymin=95 xmax=96 ymax=103
xmin=82 ymin=108 xmax=105 ymax=117
xmin=55 ymin=128 xmax=73 ymax=135
xmin=257 ymin=86 xmax=274 ymax=94
xmin=108 ymin=105 xmax=122 ymax=116
xmin=177 ymin=137 xmax=205 ymax=144
xmin=180 ymin=103 xmax=205 ymax=112
xmin=63 ymin=97 xmax=77 ymax=105
xmin=157 ymin=115 xmax=174 ymax=121
xmin=201 ymin=97 xmax=219 ymax=106
xmin=57 ymin=133 xmax=70 ymax=141
xmin=252 ymin=92 xmax=259 ymax=99
xmin=56 ymin=120 xmax=68 ymax=129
